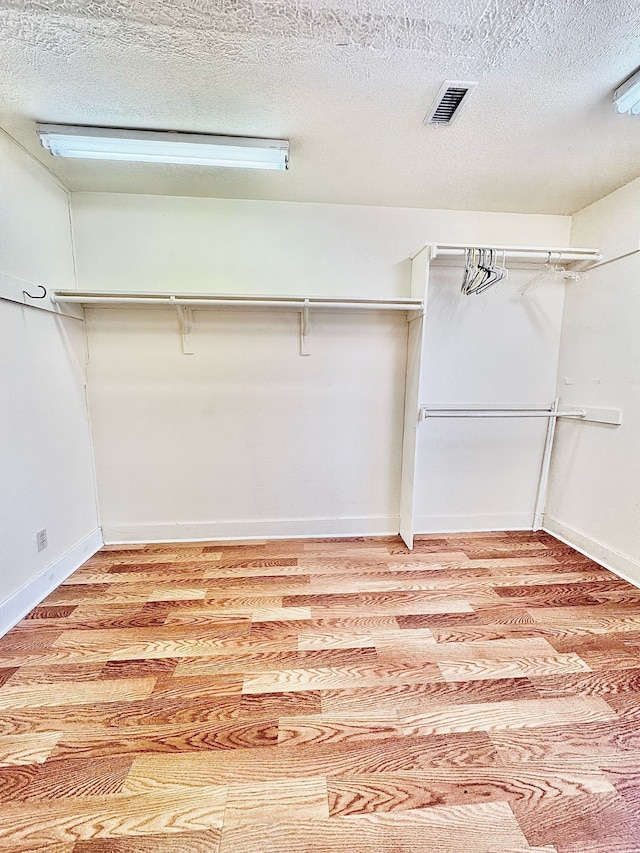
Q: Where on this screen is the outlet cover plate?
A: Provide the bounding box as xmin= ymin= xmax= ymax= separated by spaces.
xmin=36 ymin=529 xmax=47 ymax=551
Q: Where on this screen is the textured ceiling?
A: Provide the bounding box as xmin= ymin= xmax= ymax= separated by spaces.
xmin=1 ymin=0 xmax=640 ymax=213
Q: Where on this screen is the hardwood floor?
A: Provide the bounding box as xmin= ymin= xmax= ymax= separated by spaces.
xmin=2 ymin=532 xmax=640 ymax=850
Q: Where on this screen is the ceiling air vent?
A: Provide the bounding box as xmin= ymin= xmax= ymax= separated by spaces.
xmin=425 ymin=81 xmax=478 ymax=126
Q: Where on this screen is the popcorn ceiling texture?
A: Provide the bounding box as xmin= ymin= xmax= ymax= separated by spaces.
xmin=0 ymin=0 xmax=540 ymax=62
xmin=1 ymin=0 xmax=640 ymax=212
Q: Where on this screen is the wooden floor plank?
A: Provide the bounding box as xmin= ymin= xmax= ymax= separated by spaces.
xmin=297 ymin=626 xmax=437 ymax=650
xmin=490 ymin=719 xmax=640 ymax=763
xmin=319 ymin=678 xmax=542 ymax=715
xmin=122 ymin=732 xmax=502 ymax=790
xmin=224 ymin=776 xmax=329 ymax=826
xmin=327 ymin=765 xmax=614 ymax=816
xmin=0 ymin=765 xmax=40 ymax=802
xmin=73 ymin=829 xmax=222 ymax=853
xmin=509 ymin=790 xmax=637 ymax=851
xmin=0 ymin=694 xmax=248 ymax=735
xmin=173 ymin=647 xmax=379 ymax=677
xmin=0 ymin=732 xmax=60 ymax=767
xmin=242 ymin=662 xmax=444 ymax=693
xmin=529 ymin=667 xmax=640 ymax=698
xmin=0 ymin=784 xmax=228 ymax=845
xmin=218 ymin=801 xmax=531 ymax=852
xmin=375 ymin=636 xmax=557 ymax=662
xmin=0 ymin=667 xmax=18 ymax=688
xmin=0 ymin=677 xmax=156 ymax=710
xmin=17 ymin=755 xmax=134 ymax=801
xmin=1 ymin=532 xmax=640 ymax=851
xmin=277 ymin=696 xmax=616 ymax=746
xmin=437 ymin=652 xmax=592 ymax=682
xmin=3 ymin=663 xmax=107 ymax=686
xmin=49 ymin=718 xmax=279 ymax=760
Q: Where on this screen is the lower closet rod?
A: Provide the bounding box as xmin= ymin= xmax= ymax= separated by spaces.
xmin=420 ymin=401 xmax=576 ymax=532
xmin=421 ymin=409 xmax=585 ymax=419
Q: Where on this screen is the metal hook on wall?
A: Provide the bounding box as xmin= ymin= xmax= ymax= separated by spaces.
xmin=22 ymin=285 xmax=47 ymax=300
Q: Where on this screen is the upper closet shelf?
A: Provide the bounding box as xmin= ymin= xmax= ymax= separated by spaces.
xmin=50 ymin=290 xmax=423 ymax=311
xmin=413 ymin=242 xmax=602 ymax=269
xmin=50 ymin=290 xmax=424 ymax=356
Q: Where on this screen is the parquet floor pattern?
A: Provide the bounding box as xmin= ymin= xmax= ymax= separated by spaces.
xmin=2 ymin=533 xmax=640 ymax=851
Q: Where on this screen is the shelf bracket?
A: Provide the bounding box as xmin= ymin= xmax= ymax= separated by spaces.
xmin=171 ymin=297 xmax=194 ymax=354
xmin=562 ymin=406 xmax=622 ymax=426
xmin=300 ymin=299 xmax=311 ymax=356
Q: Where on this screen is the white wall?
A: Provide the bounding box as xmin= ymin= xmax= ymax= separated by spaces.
xmin=0 ymin=132 xmax=100 ymax=634
xmin=72 ymin=193 xmax=569 ymax=297
xmin=86 ymin=307 xmax=407 ymax=540
xmin=546 ymin=178 xmax=640 ymax=580
xmin=72 ymin=192 xmax=570 ymax=541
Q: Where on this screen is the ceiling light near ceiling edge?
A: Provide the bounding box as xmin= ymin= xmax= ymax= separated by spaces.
xmin=614 ymin=68 xmax=640 ymax=115
xmin=36 ymin=124 xmax=290 ymax=170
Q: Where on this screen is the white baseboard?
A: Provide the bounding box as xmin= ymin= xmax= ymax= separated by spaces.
xmin=543 ymin=516 xmax=640 ymax=590
xmin=102 ymin=517 xmax=399 ymax=545
xmin=0 ymin=528 xmax=103 ymax=638
xmin=414 ymin=513 xmax=533 ymax=534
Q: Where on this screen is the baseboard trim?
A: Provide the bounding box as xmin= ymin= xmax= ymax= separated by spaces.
xmin=414 ymin=513 xmax=534 ymax=534
xmin=543 ymin=517 xmax=640 ymax=590
xmin=0 ymin=528 xmax=103 ymax=638
xmin=102 ymin=517 xmax=399 ymax=545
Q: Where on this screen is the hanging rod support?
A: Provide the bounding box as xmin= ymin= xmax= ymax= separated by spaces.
xmin=300 ymin=299 xmax=311 ymax=356
xmin=170 ymin=296 xmax=194 ymax=355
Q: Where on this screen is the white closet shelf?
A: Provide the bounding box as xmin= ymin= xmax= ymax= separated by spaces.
xmin=412 ymin=243 xmax=602 ymax=269
xmin=50 ymin=290 xmax=423 ymax=312
xmin=50 ymin=290 xmax=424 ymax=356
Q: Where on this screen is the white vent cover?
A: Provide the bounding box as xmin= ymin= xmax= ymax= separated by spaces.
xmin=425 ymin=81 xmax=478 ymax=126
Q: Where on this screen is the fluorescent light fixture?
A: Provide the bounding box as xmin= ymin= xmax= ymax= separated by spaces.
xmin=613 ymin=68 xmax=640 ymax=115
xmin=36 ymin=124 xmax=289 ymax=170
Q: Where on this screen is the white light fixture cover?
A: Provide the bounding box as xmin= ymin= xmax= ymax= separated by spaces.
xmin=36 ymin=124 xmax=289 ymax=170
xmin=613 ymin=68 xmax=640 ymax=115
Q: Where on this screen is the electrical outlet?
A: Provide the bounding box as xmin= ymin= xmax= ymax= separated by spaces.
xmin=36 ymin=528 xmax=47 ymax=551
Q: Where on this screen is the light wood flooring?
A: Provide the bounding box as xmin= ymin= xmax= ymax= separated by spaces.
xmin=2 ymin=531 xmax=640 ymax=851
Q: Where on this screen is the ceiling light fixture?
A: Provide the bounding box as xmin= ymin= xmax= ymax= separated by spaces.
xmin=613 ymin=68 xmax=640 ymax=115
xmin=36 ymin=124 xmax=289 ymax=170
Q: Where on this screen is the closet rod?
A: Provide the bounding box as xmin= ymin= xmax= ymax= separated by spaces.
xmin=421 ymin=400 xmax=571 ymax=535
xmin=426 ymin=245 xmax=601 ymax=264
xmin=420 ymin=409 xmax=586 ymax=419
